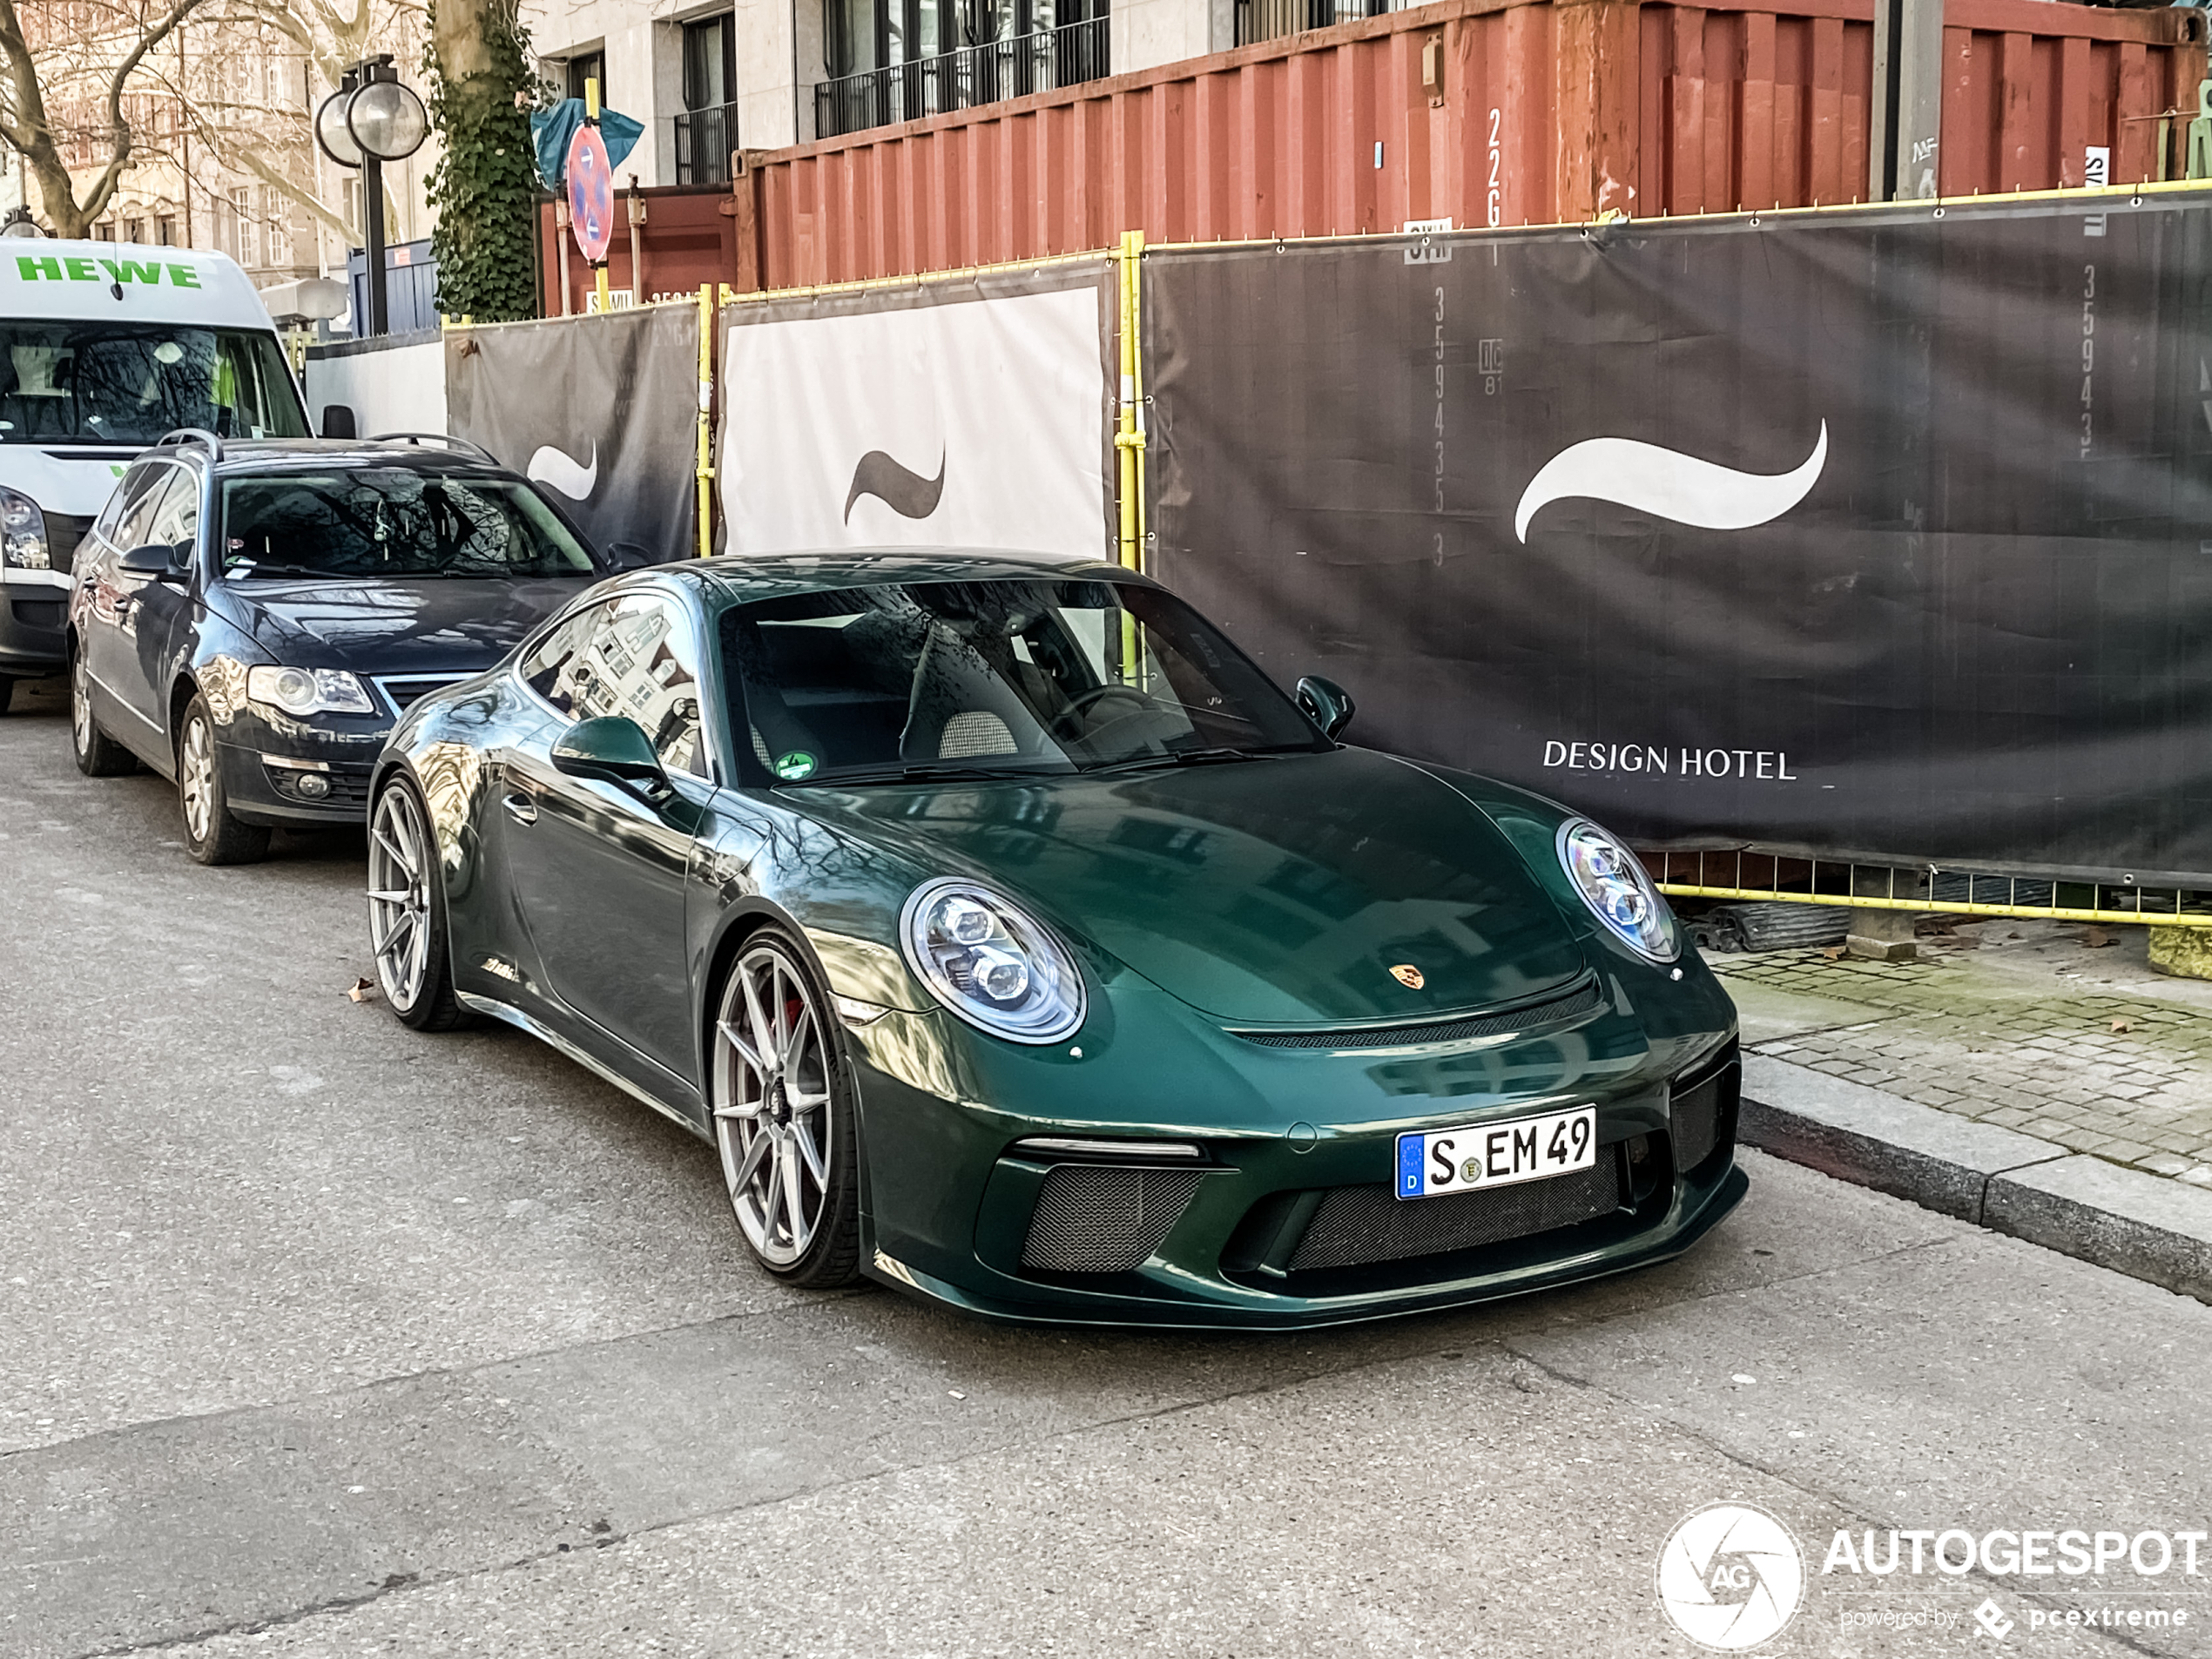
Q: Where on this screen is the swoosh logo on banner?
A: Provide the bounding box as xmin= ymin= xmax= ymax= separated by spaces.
xmin=527 ymin=442 xmax=598 ymax=501
xmin=845 ymin=450 xmax=946 ymax=522
xmin=1514 ymin=422 xmax=1828 ymax=542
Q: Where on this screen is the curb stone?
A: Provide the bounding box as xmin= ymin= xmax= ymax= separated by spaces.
xmin=1740 ymin=1053 xmax=2212 ymax=1305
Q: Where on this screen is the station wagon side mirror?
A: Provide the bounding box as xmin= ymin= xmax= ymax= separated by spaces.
xmin=552 ymin=715 xmax=669 ymax=793
xmin=321 ymin=404 xmax=358 ymax=440
xmin=1296 ymin=674 xmax=1355 ymax=740
xmin=118 ymin=543 xmax=186 ymax=583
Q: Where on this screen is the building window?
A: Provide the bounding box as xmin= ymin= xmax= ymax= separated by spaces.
xmin=125 ymin=217 xmax=144 ymax=243
xmin=563 ymin=51 xmax=606 ymax=104
xmin=818 ymin=0 xmax=1108 ymax=138
xmin=157 ymin=216 xmax=175 ymax=246
xmin=95 ymin=222 xmax=114 ymax=241
xmin=677 ymin=14 xmax=738 ymax=185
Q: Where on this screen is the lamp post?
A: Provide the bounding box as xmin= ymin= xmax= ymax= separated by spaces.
xmin=314 ymin=57 xmax=428 ymax=337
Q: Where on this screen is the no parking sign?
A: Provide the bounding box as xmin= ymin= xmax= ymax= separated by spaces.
xmin=565 ymin=124 xmax=613 ymax=265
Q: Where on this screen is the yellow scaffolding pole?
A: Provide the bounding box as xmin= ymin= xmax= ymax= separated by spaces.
xmin=1114 ymin=229 xmax=1146 ymax=574
xmin=696 ymin=282 xmax=715 ymax=558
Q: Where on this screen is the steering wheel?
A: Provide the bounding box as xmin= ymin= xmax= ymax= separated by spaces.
xmin=1050 ymin=683 xmax=1157 ymax=739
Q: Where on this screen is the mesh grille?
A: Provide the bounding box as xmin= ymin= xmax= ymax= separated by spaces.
xmin=1670 ymin=1054 xmax=1737 ymax=1170
xmin=1231 ymin=981 xmax=1603 ymax=1050
xmin=1287 ymin=1157 xmax=1622 ymax=1271
xmin=374 ymin=675 xmax=467 ymax=716
xmin=1021 ymin=1165 xmax=1204 ymax=1273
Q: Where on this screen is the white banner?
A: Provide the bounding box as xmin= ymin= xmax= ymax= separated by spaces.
xmin=718 ymin=285 xmax=1107 ymax=559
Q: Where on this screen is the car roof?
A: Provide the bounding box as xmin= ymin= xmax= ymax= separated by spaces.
xmin=158 ymin=439 xmax=522 ymax=481
xmin=679 ymin=549 xmax=1152 ymax=606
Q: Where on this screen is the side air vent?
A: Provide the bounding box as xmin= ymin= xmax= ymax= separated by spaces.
xmin=1021 ymin=1165 xmax=1204 ymax=1273
xmin=1230 ymin=979 xmax=1604 ymax=1051
xmin=1669 ymin=1044 xmax=1740 ymax=1173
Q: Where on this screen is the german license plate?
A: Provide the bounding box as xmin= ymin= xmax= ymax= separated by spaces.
xmin=1394 ymin=1105 xmax=1597 ymax=1200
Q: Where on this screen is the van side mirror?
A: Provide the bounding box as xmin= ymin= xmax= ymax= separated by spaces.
xmin=118 ymin=543 xmax=185 ymax=582
xmin=1296 ymin=674 xmax=1354 ymax=739
xmin=320 ymin=404 xmax=357 ymax=440
xmin=552 ymin=715 xmax=669 ymax=792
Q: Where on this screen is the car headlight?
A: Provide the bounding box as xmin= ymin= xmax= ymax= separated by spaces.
xmin=1556 ymin=819 xmax=1680 ymax=962
xmin=246 ymin=664 xmax=376 ymax=718
xmin=900 ymin=878 xmax=1086 ymax=1043
xmin=0 ymin=486 xmax=49 ymax=570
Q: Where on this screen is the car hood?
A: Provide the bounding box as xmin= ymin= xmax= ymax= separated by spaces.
xmin=224 ymin=575 xmax=591 ymax=674
xmin=813 ymin=745 xmax=1592 ymax=1025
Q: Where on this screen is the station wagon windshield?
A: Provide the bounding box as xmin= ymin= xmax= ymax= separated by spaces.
xmin=0 ymin=323 xmax=307 ymax=444
xmin=219 ymin=470 xmax=598 ymax=579
xmin=720 ymin=577 xmax=1330 ymax=783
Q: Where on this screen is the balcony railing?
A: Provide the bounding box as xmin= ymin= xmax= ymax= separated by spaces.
xmin=815 ymin=14 xmax=1109 ymax=141
xmin=1235 ymin=0 xmax=1398 ymax=47
xmin=676 ymin=99 xmax=740 ymax=185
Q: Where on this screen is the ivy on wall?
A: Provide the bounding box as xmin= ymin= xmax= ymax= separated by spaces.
xmin=423 ymin=0 xmax=543 ymax=322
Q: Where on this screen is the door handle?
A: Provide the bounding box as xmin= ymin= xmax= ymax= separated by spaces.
xmin=502 ymin=792 xmax=538 ymax=826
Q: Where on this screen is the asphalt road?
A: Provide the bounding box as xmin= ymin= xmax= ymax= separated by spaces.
xmin=3 ymin=673 xmax=2207 ymax=1659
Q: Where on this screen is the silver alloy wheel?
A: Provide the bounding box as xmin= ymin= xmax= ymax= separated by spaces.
xmin=711 ymin=942 xmax=833 ymax=1267
xmin=179 ymin=712 xmax=214 ymax=844
xmin=71 ymin=653 xmax=92 ymax=756
xmin=368 ymin=785 xmax=432 ymax=1010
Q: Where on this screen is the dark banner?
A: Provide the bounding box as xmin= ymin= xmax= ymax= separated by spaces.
xmin=1146 ymin=195 xmax=2212 ymax=887
xmin=446 ymin=304 xmax=699 ymax=565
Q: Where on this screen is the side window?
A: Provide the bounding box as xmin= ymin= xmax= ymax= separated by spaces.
xmin=525 ymin=595 xmax=711 ymax=779
xmin=146 ymin=469 xmax=199 ymax=554
xmin=98 ymin=463 xmax=168 ymax=548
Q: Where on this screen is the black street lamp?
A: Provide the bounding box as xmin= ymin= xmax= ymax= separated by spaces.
xmin=314 ymin=56 xmax=428 ymax=337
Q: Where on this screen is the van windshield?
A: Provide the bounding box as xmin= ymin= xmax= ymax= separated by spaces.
xmin=0 ymin=322 xmax=308 ymax=445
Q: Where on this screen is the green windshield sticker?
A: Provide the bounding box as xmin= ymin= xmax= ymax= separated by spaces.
xmin=773 ymin=751 xmax=818 ymax=781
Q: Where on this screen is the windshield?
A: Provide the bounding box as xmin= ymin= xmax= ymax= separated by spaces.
xmin=719 ymin=577 xmax=1329 ymax=784
xmin=219 ymin=469 xmax=598 ymax=579
xmin=0 ymin=322 xmax=308 ymax=444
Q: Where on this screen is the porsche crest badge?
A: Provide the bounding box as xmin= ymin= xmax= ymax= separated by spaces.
xmin=1389 ymin=963 xmax=1426 ymax=989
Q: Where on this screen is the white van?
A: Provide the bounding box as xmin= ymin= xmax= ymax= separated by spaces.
xmin=0 ymin=240 xmax=311 ymax=708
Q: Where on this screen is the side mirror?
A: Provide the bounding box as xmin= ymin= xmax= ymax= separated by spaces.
xmin=1296 ymin=674 xmax=1355 ymax=740
xmin=320 ymin=403 xmax=357 ymax=440
xmin=603 ymin=540 xmax=657 ymax=573
xmin=552 ymin=715 xmax=669 ymax=792
xmin=118 ymin=542 xmax=185 ymax=582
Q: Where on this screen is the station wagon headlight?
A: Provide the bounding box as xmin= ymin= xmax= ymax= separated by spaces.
xmin=0 ymin=486 xmax=49 ymax=570
xmin=1556 ymin=819 xmax=1680 ymax=962
xmin=900 ymin=878 xmax=1086 ymax=1043
xmin=246 ymin=664 xmax=376 ymax=718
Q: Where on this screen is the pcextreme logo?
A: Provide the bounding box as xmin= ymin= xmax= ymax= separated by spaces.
xmin=1657 ymin=1503 xmax=1806 ymax=1650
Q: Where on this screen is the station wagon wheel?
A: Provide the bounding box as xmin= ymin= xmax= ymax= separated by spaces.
xmin=69 ymin=649 xmax=134 ymax=776
xmin=176 ymin=692 xmax=269 ymax=865
xmin=367 ymin=774 xmax=470 ymax=1030
xmin=711 ymin=930 xmax=860 ymax=1287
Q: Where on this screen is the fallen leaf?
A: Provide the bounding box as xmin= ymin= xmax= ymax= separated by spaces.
xmin=1821 ymin=946 xmax=1846 ymax=961
xmin=2111 ymin=1018 xmax=2134 ymax=1035
xmin=346 ymin=977 xmax=377 ymax=1003
xmin=2082 ymin=927 xmax=2115 ymax=948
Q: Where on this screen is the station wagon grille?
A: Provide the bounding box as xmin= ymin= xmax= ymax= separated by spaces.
xmin=1230 ymin=980 xmax=1603 ymax=1050
xmin=373 ymin=674 xmax=468 ymax=718
xmin=1286 ymin=1157 xmax=1623 ymax=1271
xmin=1021 ymin=1165 xmax=1204 ymax=1273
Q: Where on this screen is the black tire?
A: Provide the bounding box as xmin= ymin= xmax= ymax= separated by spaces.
xmin=368 ymin=772 xmax=473 ymax=1031
xmin=709 ymin=926 xmax=862 ymax=1289
xmin=176 ymin=692 xmax=270 ymax=866
xmin=69 ymin=651 xmax=135 ymax=775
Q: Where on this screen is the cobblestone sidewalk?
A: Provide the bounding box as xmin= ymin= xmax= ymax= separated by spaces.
xmin=1708 ymin=917 xmax=2212 ymax=1186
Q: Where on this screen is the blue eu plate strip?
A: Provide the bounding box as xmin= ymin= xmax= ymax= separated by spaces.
xmin=1396 ymin=1132 xmax=1424 ymax=1197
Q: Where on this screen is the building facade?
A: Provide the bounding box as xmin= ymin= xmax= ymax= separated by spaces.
xmin=520 ymin=0 xmax=1396 ymax=177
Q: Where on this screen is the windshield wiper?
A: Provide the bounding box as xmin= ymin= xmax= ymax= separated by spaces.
xmin=1088 ymin=745 xmax=1277 ymax=774
xmin=225 ymin=563 xmax=343 ymax=580
xmin=787 ymin=762 xmax=1070 ymax=787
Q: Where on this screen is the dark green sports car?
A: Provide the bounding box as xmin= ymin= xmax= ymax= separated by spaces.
xmin=368 ymin=551 xmax=1743 ymax=1327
